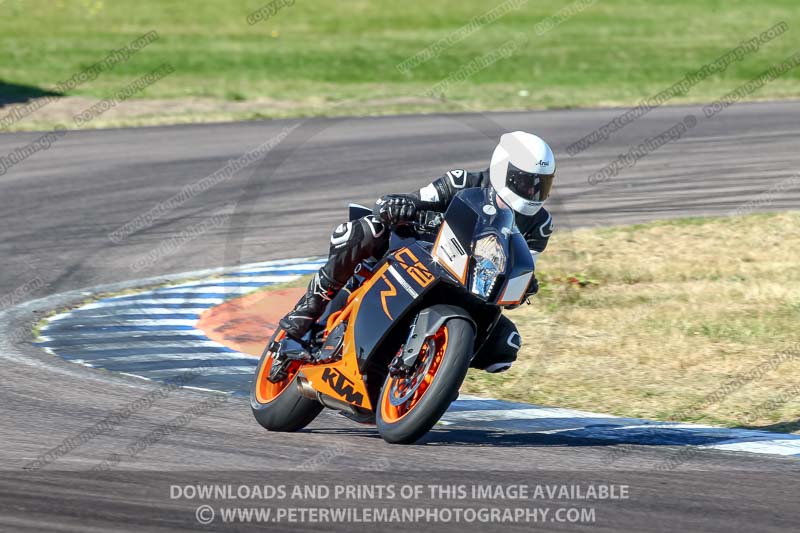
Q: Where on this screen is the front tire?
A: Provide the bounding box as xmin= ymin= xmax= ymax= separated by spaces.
xmin=250 ymin=335 xmax=323 ymax=432
xmin=376 ymin=317 xmax=474 ymax=444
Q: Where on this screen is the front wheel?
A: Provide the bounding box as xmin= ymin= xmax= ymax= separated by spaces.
xmin=377 ymin=317 xmax=474 ymax=444
xmin=250 ymin=333 xmax=323 ymax=432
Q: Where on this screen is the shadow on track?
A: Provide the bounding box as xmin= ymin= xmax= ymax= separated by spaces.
xmin=308 ymin=419 xmax=797 ymax=450
xmin=309 ymin=425 xmax=616 ymax=448
xmin=736 ymin=418 xmax=800 ymax=434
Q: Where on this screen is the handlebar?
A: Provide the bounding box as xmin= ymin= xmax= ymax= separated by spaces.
xmin=413 ymin=209 xmax=444 ymax=232
xmin=377 ymin=197 xmax=443 ymax=233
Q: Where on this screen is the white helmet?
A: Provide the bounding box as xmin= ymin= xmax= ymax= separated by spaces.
xmin=489 ymin=131 xmax=556 ymax=216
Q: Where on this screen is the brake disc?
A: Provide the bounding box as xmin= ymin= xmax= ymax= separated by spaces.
xmin=388 ymin=339 xmax=436 ymax=406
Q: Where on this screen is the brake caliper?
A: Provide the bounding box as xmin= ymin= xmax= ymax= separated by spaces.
xmin=389 ymin=346 xmax=411 ymax=377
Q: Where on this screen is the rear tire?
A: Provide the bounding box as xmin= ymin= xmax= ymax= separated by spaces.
xmin=376 ymin=317 xmax=474 ymax=444
xmin=250 ymin=337 xmax=323 ymax=432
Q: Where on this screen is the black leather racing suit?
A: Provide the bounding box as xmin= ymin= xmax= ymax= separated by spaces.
xmin=286 ymin=168 xmax=554 ymax=372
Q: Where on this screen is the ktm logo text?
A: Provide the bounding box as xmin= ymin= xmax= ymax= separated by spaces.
xmin=321 ymin=367 xmax=365 ymax=406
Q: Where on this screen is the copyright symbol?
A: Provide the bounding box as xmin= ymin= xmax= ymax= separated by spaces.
xmin=195 ymin=505 xmax=215 ymax=525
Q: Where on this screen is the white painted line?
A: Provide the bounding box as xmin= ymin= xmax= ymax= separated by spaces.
xmin=47 ymin=311 xmax=74 ymax=323
xmin=183 ymin=385 xmax=233 ymax=394
xmin=142 ymin=366 xmax=256 ymax=376
xmin=153 ymin=285 xmax=255 ymax=295
xmin=457 ymin=394 xmax=497 ymax=401
xmin=54 ymin=340 xmax=227 ymax=351
xmin=70 ymin=308 xmax=211 ymax=316
xmin=81 ymin=298 xmax=225 ymax=309
xmin=38 ymin=329 xmax=209 ymax=339
xmin=86 ymin=353 xmax=253 ymax=364
xmin=226 ymin=259 xmax=326 ymax=272
xmin=164 ymin=275 xmax=301 ymax=289
xmin=599 ymin=423 xmax=718 ymax=431
xmin=103 ymin=291 xmax=232 ymax=301
xmin=118 ymin=372 xmax=154 ymax=382
xmin=532 ymin=422 xmax=716 ymax=435
xmin=704 ymin=440 xmax=800 ymax=456
xmin=441 ymin=407 xmax=615 ymax=423
xmin=43 ymin=319 xmax=201 ymax=328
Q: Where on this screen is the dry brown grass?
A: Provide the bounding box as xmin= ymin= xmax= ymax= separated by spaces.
xmin=249 ymin=213 xmax=800 ymax=431
xmin=464 ymin=212 xmax=800 ymax=432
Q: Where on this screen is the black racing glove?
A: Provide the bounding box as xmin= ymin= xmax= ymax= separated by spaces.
xmin=378 ymin=195 xmax=417 ymax=225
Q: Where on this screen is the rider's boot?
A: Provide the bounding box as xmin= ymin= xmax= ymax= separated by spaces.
xmin=279 ymin=271 xmax=343 ymax=341
xmin=279 ymin=215 xmax=389 ymax=341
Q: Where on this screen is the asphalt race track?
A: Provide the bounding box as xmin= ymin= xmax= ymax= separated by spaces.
xmin=1 ymin=101 xmax=800 ymax=532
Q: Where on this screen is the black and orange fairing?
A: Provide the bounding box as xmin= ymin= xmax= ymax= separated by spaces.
xmin=495 ymin=226 xmax=535 ymax=305
xmin=299 ymin=248 xmax=437 ymax=409
xmin=300 ymin=263 xmax=390 ymax=410
xmin=351 ymin=244 xmax=441 ymax=367
xmin=393 ymin=247 xmax=435 ymax=288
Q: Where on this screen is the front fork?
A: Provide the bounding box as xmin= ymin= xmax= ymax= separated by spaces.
xmin=389 ymin=304 xmax=476 ymax=378
xmin=389 ymin=314 xmax=422 ymax=377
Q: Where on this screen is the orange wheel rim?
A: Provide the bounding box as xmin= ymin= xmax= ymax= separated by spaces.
xmin=254 ymin=331 xmax=296 ymax=404
xmin=380 ymin=325 xmax=448 ymax=423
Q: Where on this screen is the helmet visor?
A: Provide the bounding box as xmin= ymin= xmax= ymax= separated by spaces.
xmin=506 ymin=163 xmax=554 ymax=202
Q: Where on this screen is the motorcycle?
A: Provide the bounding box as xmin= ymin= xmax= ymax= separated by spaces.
xmin=250 ymin=187 xmax=534 ymax=444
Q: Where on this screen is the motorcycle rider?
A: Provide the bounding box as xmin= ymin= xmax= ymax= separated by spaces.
xmin=279 ymin=131 xmax=555 ymax=373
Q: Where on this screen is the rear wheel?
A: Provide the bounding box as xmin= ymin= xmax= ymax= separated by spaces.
xmin=376 ymin=317 xmax=474 ymax=444
xmin=250 ymin=332 xmax=323 ymax=432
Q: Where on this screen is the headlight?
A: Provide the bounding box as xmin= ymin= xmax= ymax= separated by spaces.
xmin=471 ymin=235 xmax=506 ymax=299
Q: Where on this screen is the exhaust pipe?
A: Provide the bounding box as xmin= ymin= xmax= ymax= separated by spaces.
xmin=296 ymin=373 xmax=360 ymax=415
xmin=295 ymin=373 xmax=318 ymax=400
xmin=316 ymin=393 xmax=361 ymax=415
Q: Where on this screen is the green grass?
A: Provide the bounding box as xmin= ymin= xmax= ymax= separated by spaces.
xmin=2 ymin=0 xmax=800 ymax=129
